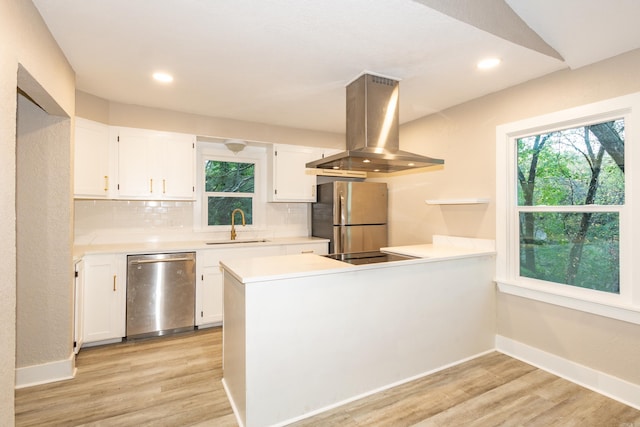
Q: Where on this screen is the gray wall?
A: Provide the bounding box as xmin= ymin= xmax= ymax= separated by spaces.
xmin=0 ymin=0 xmax=75 ymax=421
xmin=16 ymin=93 xmax=73 ymax=368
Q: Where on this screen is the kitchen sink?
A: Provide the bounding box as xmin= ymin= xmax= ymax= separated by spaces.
xmin=205 ymin=239 xmax=269 ymax=245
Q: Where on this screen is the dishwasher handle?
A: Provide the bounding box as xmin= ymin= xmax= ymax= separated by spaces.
xmin=129 ymin=257 xmax=194 ymax=265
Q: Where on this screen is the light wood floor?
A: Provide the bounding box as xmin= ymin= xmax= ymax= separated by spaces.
xmin=15 ymin=327 xmax=640 ymax=426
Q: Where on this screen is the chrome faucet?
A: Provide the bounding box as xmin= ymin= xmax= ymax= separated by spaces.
xmin=230 ymin=208 xmax=246 ymax=240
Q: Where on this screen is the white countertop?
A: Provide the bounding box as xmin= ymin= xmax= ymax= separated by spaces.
xmin=221 ymin=240 xmax=495 ymax=284
xmin=73 ymin=236 xmax=329 ymax=258
xmin=221 ymin=253 xmax=356 ymax=282
xmin=381 ymin=243 xmax=494 ymax=259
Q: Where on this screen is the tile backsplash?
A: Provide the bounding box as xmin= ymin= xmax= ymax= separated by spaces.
xmin=74 ymin=199 xmax=310 ymax=244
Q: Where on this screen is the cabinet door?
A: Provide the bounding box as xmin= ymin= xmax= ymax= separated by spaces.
xmin=74 ymin=260 xmax=84 ymax=354
xmin=82 ymin=254 xmax=126 ymax=344
xmin=117 ymin=130 xmax=152 ymax=197
xmin=117 ymin=127 xmax=195 ymax=199
xmin=196 ymin=247 xmax=283 ymax=326
xmin=74 ymin=118 xmax=112 ymax=198
xmin=268 ymin=144 xmax=318 ymax=202
xmin=156 ymin=135 xmax=195 ymax=199
xmin=198 ymin=264 xmax=223 ymax=326
xmin=196 ymin=250 xmax=224 ymax=326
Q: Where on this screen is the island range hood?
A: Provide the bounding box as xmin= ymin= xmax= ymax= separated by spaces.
xmin=306 ymin=73 xmax=444 ymax=173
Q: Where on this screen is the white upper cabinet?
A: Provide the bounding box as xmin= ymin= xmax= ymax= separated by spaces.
xmin=74 ymin=118 xmax=114 ymax=198
xmin=267 ymin=144 xmax=321 ymax=202
xmin=116 ymin=127 xmax=196 ymax=200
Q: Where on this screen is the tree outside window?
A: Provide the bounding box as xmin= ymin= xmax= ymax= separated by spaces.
xmin=516 ymin=119 xmax=624 ymax=293
xmin=204 ymin=160 xmax=255 ymax=226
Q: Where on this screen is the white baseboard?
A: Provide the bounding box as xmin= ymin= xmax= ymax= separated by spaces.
xmin=222 ymin=378 xmax=245 ymax=427
xmin=496 ymin=335 xmax=640 ymax=410
xmin=15 ymin=353 xmax=76 ymax=389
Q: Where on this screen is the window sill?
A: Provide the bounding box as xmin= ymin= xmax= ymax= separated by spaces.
xmin=496 ymin=279 xmax=640 ymax=326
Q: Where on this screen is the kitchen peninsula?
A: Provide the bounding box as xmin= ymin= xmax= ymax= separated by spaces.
xmin=221 ymin=236 xmax=495 ymax=427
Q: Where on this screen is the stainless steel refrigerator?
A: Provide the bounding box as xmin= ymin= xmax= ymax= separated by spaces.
xmin=312 ymin=181 xmax=387 ymax=254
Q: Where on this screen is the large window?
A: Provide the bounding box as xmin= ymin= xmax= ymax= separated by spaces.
xmin=516 ymin=120 xmax=624 ymax=293
xmin=496 ymin=92 xmax=640 ymax=323
xmin=204 ymin=159 xmax=255 ymax=226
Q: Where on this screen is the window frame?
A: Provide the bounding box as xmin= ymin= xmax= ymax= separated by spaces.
xmin=496 ymin=92 xmax=640 ymax=324
xmin=193 ymin=141 xmax=267 ymax=232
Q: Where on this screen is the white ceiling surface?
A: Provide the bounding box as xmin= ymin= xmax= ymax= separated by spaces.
xmin=33 ymin=0 xmax=640 ymax=134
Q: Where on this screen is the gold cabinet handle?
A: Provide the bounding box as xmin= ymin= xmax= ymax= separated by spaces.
xmin=113 ymin=275 xmax=117 ymax=292
xmin=150 ymin=179 xmax=153 ymax=193
xmin=163 ymin=179 xmax=166 ymax=194
xmin=104 ymin=176 xmax=109 ymax=192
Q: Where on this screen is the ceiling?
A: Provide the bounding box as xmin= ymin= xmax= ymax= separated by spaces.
xmin=33 ymin=0 xmax=640 ymax=134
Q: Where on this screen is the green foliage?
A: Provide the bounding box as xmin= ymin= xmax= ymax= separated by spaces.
xmin=205 ymin=160 xmax=254 ymax=192
xmin=204 ymin=160 xmax=255 ymax=226
xmin=516 ymin=119 xmax=624 ymax=293
xmin=519 ymin=212 xmax=619 ymax=292
xmin=208 ymin=197 xmax=252 ymax=226
xmin=517 ymin=122 xmax=624 ymax=206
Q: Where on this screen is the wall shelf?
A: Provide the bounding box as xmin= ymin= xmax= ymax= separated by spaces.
xmin=425 ymin=198 xmax=490 ymax=205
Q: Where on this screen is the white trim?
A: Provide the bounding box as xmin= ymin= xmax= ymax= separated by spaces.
xmin=222 ymin=378 xmax=246 ymax=427
xmin=497 ymin=280 xmax=640 ymax=325
xmin=15 ymin=353 xmax=76 ymax=389
xmin=496 ymin=335 xmax=640 ymax=410
xmin=496 ymin=91 xmax=640 ymax=315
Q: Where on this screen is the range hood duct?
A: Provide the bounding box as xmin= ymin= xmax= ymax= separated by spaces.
xmin=306 ymin=73 xmax=444 ymax=173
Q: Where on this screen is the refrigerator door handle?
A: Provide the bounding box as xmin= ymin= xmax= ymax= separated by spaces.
xmin=336 ymin=194 xmax=344 ymax=253
xmin=338 ymin=224 xmax=346 ymax=253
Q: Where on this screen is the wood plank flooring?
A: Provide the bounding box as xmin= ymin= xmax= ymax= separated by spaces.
xmin=15 ymin=327 xmax=640 ymax=426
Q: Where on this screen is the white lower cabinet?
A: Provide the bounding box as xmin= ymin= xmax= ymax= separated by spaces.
xmin=82 ymin=254 xmax=126 ymax=345
xmin=195 ymin=250 xmax=224 ymax=326
xmin=78 ymin=242 xmax=329 ymax=346
xmin=196 ymin=246 xmax=284 ymax=327
xmin=74 ymin=259 xmax=84 ymax=354
xmin=195 ymin=242 xmax=328 ymax=326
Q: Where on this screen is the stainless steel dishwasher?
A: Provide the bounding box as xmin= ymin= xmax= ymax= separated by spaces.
xmin=126 ymin=252 xmax=196 ymax=339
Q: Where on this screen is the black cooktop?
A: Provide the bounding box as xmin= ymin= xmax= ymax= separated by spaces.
xmin=324 ymin=251 xmax=416 ymax=265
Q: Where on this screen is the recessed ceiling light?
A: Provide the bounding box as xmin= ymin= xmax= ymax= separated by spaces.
xmin=477 ymin=57 xmax=501 ymax=70
xmin=152 ymin=72 xmax=174 ymax=83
